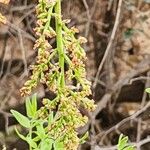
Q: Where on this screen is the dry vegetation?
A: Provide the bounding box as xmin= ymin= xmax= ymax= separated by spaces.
xmin=0 ymin=0 xmax=150 ymax=150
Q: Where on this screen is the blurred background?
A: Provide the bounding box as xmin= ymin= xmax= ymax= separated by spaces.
xmin=0 ymin=0 xmax=150 ymax=149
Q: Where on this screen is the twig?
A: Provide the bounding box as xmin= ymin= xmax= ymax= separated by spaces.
xmin=0 ymin=35 xmax=8 ymax=78
xmin=10 ymin=4 xmax=35 ymax=11
xmin=0 ymin=109 xmax=12 ymax=133
xmin=129 ymin=76 xmax=150 ymax=84
xmin=108 ymin=0 xmax=114 ymax=11
xmin=7 ymin=21 xmax=35 ymax=41
xmin=82 ymin=0 xmax=98 ymax=38
xmin=93 ymin=0 xmax=123 ymax=90
xmin=136 ymin=118 xmax=142 ymax=150
xmin=141 ymin=72 xmax=150 ymax=107
xmin=136 ymin=71 xmax=150 ymax=149
xmin=96 ymin=101 xmax=150 ymax=142
xmin=18 ymin=30 xmax=28 ymax=76
xmin=80 ymin=57 xmax=150 ymax=141
xmin=93 ymin=57 xmax=150 ymax=118
xmin=82 ymin=0 xmax=91 ymax=38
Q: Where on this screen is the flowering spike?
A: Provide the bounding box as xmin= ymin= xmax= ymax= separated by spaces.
xmin=20 ymin=0 xmax=96 ymax=149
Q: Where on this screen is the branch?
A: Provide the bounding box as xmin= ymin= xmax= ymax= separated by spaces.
xmin=93 ymin=0 xmax=123 ymax=89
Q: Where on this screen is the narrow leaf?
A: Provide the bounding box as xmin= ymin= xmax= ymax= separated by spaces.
xmin=48 ymin=112 xmax=54 ymax=124
xmin=79 ymin=132 xmax=89 ymax=144
xmin=36 ymin=123 xmax=46 ymax=139
xmin=32 ymin=94 xmax=37 ymax=114
xmin=25 ymin=97 xmax=33 ymax=118
xmin=11 ymin=110 xmax=30 ymax=128
xmin=15 ymin=127 xmax=27 ymax=141
xmin=26 ymin=137 xmax=38 ymax=149
xmin=145 ymin=88 xmax=150 ymax=94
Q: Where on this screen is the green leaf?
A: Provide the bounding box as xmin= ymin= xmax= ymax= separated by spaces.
xmin=26 ymin=137 xmax=38 ymax=149
xmin=54 ymin=141 xmax=64 ymax=150
xmin=34 ymin=148 xmax=40 ymax=150
xmin=25 ymin=94 xmax=37 ymax=118
xmin=32 ymin=94 xmax=37 ymax=114
xmin=15 ymin=127 xmax=39 ymax=149
xmin=36 ymin=123 xmax=46 ymax=139
xmin=118 ymin=134 xmax=127 ymax=149
xmin=33 ymin=136 xmax=40 ymax=142
xmin=48 ymin=112 xmax=54 ymax=124
xmin=15 ymin=127 xmax=38 ymax=149
xmin=11 ymin=110 xmax=30 ymax=128
xmin=37 ymin=13 xmax=47 ymax=19
xmin=15 ymin=127 xmax=27 ymax=141
xmin=123 ymin=146 xmax=135 ymax=150
xmin=117 ymin=134 xmax=135 ymax=150
xmin=26 ymin=97 xmax=33 ymax=118
xmin=124 ymin=28 xmax=135 ymax=39
xmin=40 ymin=138 xmax=53 ymax=150
xmin=145 ymin=88 xmax=150 ymax=94
xmin=79 ymin=132 xmax=89 ymax=144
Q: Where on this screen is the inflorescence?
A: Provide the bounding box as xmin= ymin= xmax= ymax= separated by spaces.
xmin=20 ymin=0 xmax=96 ymax=149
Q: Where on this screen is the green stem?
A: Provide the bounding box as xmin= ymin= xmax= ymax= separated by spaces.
xmin=55 ymin=0 xmax=65 ymax=88
xmin=29 ymin=126 xmax=32 ymax=150
xmin=45 ymin=6 xmax=53 ymax=30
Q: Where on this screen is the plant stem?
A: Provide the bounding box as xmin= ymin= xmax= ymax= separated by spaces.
xmin=55 ymin=0 xmax=65 ymax=88
xmin=29 ymin=126 xmax=32 ymax=150
xmin=44 ymin=6 xmax=53 ymax=30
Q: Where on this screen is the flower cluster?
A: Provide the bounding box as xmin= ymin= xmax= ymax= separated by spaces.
xmin=20 ymin=0 xmax=96 ymax=149
xmin=20 ymin=0 xmax=57 ymax=96
xmin=0 ymin=13 xmax=6 ymax=24
xmin=0 ymin=0 xmax=10 ymax=4
xmin=0 ymin=0 xmax=10 ymax=24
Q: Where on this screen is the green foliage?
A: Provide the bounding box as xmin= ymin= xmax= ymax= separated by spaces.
xmin=25 ymin=94 xmax=37 ymax=118
xmin=11 ymin=95 xmax=64 ymax=150
xmin=145 ymin=88 xmax=150 ymax=93
xmin=11 ymin=0 xmax=96 ymax=149
xmin=117 ymin=134 xmax=135 ymax=150
xmin=124 ymin=28 xmax=135 ymax=39
xmin=11 ymin=110 xmax=30 ymax=128
xmin=79 ymin=132 xmax=89 ymax=144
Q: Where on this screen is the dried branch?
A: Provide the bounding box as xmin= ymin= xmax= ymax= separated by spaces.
xmin=93 ymin=0 xmax=123 ymax=89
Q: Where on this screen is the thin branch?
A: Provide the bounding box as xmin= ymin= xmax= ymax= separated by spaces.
xmin=96 ymin=101 xmax=150 ymax=142
xmin=93 ymin=0 xmax=123 ymax=89
xmin=93 ymin=57 xmax=150 ymax=118
xmin=18 ymin=30 xmax=28 ymax=76
xmin=129 ymin=76 xmax=150 ymax=84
